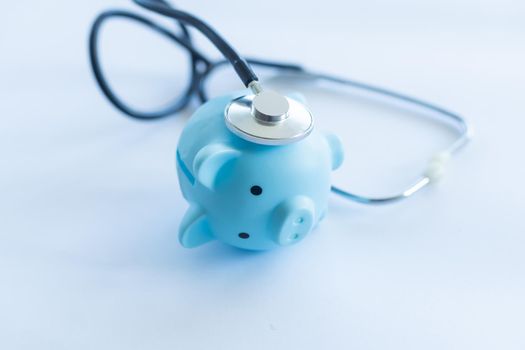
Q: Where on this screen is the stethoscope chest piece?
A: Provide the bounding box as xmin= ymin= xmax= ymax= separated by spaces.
xmin=224 ymin=90 xmax=314 ymax=145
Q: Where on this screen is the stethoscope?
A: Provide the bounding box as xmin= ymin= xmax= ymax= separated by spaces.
xmin=89 ymin=0 xmax=471 ymax=206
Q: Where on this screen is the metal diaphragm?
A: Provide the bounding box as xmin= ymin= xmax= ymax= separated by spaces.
xmin=224 ymin=90 xmax=314 ymax=146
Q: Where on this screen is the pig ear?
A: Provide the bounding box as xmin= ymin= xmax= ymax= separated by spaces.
xmin=193 ymin=144 xmax=241 ymax=189
xmin=324 ymin=133 xmax=344 ymax=170
xmin=287 ymin=92 xmax=307 ymax=105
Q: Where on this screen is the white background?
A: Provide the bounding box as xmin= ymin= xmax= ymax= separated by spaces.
xmin=1 ymin=0 xmax=524 ymax=349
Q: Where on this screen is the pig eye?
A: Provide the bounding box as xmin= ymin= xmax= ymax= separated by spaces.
xmin=250 ymin=185 xmax=263 ymax=196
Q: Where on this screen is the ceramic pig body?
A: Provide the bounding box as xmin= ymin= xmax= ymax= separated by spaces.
xmin=176 ymin=93 xmax=344 ymax=250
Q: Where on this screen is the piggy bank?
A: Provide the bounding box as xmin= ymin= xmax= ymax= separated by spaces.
xmin=176 ymin=92 xmax=344 ymax=250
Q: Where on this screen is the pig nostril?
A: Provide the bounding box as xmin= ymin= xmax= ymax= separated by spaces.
xmin=238 ymin=232 xmax=250 ymax=239
xmin=291 ymin=233 xmax=300 ymax=240
xmin=294 ymin=217 xmax=304 ymax=225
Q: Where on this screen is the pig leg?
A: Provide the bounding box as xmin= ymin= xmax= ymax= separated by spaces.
xmin=179 ymin=205 xmax=214 ymax=248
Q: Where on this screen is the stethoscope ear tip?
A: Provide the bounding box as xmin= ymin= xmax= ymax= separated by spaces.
xmin=424 ymin=151 xmax=451 ymax=183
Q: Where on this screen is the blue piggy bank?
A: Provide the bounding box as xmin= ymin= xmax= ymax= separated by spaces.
xmin=176 ymin=93 xmax=344 ymax=250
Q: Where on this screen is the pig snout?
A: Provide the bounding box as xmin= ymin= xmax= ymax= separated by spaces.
xmin=272 ymin=196 xmax=315 ymax=246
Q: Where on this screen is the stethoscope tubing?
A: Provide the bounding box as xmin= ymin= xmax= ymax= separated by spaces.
xmin=88 ymin=6 xmax=472 ymax=205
